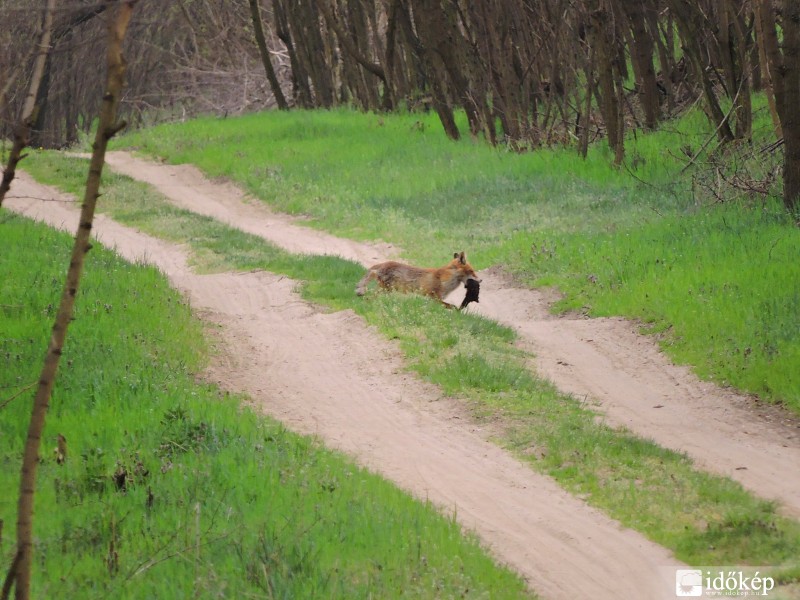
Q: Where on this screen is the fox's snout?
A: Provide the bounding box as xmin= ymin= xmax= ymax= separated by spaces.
xmin=463 ymin=270 xmax=481 ymax=284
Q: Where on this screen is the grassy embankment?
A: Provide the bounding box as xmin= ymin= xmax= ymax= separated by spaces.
xmin=20 ymin=143 xmax=800 ymax=587
xmin=0 ymin=214 xmax=530 ymax=597
xmin=116 ymin=105 xmax=800 ymax=409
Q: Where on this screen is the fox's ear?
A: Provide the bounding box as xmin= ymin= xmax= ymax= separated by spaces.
xmin=453 ymin=252 xmax=460 ymax=259
xmin=457 ymin=251 xmax=466 ymax=264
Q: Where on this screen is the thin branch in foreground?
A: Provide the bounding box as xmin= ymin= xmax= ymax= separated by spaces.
xmin=6 ymin=3 xmax=138 ymax=599
xmin=6 ymin=194 xmax=77 ymax=203
xmin=0 ymin=383 xmax=36 ymax=412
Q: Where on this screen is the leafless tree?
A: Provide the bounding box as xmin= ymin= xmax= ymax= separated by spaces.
xmin=0 ymin=1 xmax=292 ymax=149
xmin=0 ymin=0 xmax=57 ymax=208
xmin=249 ymin=0 xmax=288 ymax=110
xmin=2 ymin=3 xmax=137 ymax=599
xmin=758 ymin=0 xmax=800 ymax=215
xmin=0 ymin=0 xmax=796 ymax=218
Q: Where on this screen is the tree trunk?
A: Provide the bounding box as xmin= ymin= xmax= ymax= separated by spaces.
xmin=347 ymin=0 xmax=381 ymax=109
xmin=248 ymin=0 xmax=288 ymax=110
xmin=622 ymin=0 xmax=660 ymax=129
xmin=0 ymin=0 xmax=57 ymax=208
xmin=759 ymin=0 xmax=799 ymax=215
xmin=382 ymin=0 xmax=402 ymax=110
xmin=717 ymin=0 xmax=752 ymax=139
xmin=777 ymin=0 xmax=800 ymax=214
xmin=579 ymin=43 xmax=596 ymax=158
xmin=590 ymin=4 xmax=623 ymax=164
xmin=669 ymin=0 xmax=734 ymax=143
xmin=409 ymin=0 xmax=489 ymax=140
xmin=319 ymin=0 xmax=387 ymax=109
xmin=6 ymin=3 xmax=135 ymax=599
xmin=755 ymin=0 xmax=783 ymax=139
xmin=399 ymin=0 xmax=460 ymax=139
xmin=273 ymin=0 xmax=312 ymax=107
xmin=29 ymin=3 xmax=109 ymax=149
xmin=292 ymin=2 xmax=335 ymax=107
xmin=649 ymin=8 xmax=676 ymax=114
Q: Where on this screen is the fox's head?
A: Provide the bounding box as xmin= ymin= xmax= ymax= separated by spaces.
xmin=452 ymin=251 xmax=481 ymax=285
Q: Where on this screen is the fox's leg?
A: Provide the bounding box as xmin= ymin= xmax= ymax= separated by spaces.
xmin=355 ymin=269 xmax=377 ymax=296
xmin=426 ymin=288 xmax=457 ymax=309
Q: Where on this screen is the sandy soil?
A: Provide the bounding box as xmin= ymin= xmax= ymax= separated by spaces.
xmin=4 ymin=152 xmax=796 ymax=598
xmin=103 ymin=151 xmax=800 ymax=518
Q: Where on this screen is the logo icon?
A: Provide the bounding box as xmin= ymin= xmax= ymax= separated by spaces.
xmin=676 ymin=569 xmax=703 ymax=597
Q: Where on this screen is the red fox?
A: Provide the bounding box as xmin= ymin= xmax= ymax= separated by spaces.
xmin=356 ymin=252 xmax=481 ymax=306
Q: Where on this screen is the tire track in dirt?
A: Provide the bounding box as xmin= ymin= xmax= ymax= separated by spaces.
xmin=8 ymin=170 xmax=681 ymax=599
xmin=104 ymin=151 xmax=800 ymax=519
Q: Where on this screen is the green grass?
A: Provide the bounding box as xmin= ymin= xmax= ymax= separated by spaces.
xmin=507 ymin=206 xmax=800 ymax=402
xmin=111 ymin=103 xmax=800 ymax=410
xmin=0 ymin=212 xmax=530 ymax=598
xmin=18 ymin=153 xmax=800 ymax=579
xmin=114 ymin=108 xmax=679 ymax=262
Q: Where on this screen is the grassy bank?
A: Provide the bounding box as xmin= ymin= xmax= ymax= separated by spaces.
xmin=19 ymin=153 xmax=800 ymax=579
xmin=112 ymin=106 xmax=800 ymax=410
xmin=512 ymin=206 xmax=799 ymax=398
xmin=0 ymin=212 xmax=530 ymax=598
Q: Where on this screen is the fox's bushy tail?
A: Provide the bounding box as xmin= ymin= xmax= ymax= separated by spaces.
xmin=355 ymin=268 xmax=376 ymax=296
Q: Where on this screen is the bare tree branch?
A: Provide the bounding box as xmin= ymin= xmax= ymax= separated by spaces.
xmin=6 ymin=3 xmax=137 ymax=598
xmin=0 ymin=0 xmax=56 ymax=208
xmin=248 ymin=0 xmax=288 ymax=109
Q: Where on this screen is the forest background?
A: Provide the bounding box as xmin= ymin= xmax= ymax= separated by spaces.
xmin=2 ymin=0 xmax=800 ymax=215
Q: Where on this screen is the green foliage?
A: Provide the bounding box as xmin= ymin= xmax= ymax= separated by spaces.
xmin=0 ymin=214 xmax=530 ymax=599
xmin=514 ymin=205 xmax=800 ymax=406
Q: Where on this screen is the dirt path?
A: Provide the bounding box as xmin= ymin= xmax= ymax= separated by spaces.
xmin=104 ymin=151 xmax=800 ymax=519
xmin=7 ymin=170 xmax=684 ymax=599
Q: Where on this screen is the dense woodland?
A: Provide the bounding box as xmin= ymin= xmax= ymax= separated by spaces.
xmin=1 ymin=0 xmax=800 ymax=213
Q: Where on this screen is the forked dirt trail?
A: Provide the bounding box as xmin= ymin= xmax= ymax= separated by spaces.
xmin=6 ymin=173 xmax=680 ymax=600
xmin=103 ymin=151 xmax=800 ymax=519
xmin=8 ymin=148 xmax=800 ymax=597
xmin=8 ymin=171 xmax=684 ymax=599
